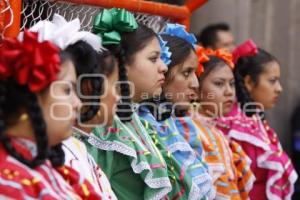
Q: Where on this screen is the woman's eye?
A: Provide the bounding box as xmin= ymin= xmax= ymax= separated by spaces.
xmin=183 ymin=71 xmax=190 ymax=77
xmin=214 ymin=81 xmax=223 ymax=86
xmin=269 ymin=79 xmax=276 ymax=84
xmin=149 ymin=57 xmax=158 ymax=63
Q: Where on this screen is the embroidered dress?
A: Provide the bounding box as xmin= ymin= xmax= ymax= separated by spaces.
xmin=0 ymin=138 xmax=101 ymax=200
xmin=138 ymin=106 xmax=215 ymax=200
xmin=63 ymin=136 xmax=117 ymax=200
xmin=84 ymin=115 xmax=171 ymax=200
xmin=217 ymin=103 xmax=298 ymax=200
xmin=175 ymin=115 xmax=255 ymax=200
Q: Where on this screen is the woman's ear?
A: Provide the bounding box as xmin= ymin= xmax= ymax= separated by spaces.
xmin=244 ymin=75 xmax=254 ymax=93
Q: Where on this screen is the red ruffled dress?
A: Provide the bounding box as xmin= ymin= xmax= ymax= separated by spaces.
xmin=0 ymin=137 xmax=102 ymax=199
xmin=217 ymin=103 xmax=298 ymax=200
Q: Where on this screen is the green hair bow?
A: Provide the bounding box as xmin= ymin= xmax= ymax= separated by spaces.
xmin=92 ymin=8 xmax=138 ymax=46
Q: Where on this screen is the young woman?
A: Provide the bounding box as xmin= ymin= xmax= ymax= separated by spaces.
xmin=217 ymin=42 xmax=297 ymax=200
xmin=0 ymin=30 xmax=101 ymax=199
xmin=83 ymin=8 xmax=172 ymax=200
xmin=138 ymin=24 xmax=216 ymax=200
xmin=27 ymin=14 xmax=117 ymax=199
xmin=174 ymin=47 xmax=255 ymax=199
xmin=64 ymin=41 xmax=117 ymax=200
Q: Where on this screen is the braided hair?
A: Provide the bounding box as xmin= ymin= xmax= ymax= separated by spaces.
xmin=66 ymin=40 xmax=116 ymax=123
xmin=234 ymin=48 xmax=277 ymax=117
xmin=104 ymin=23 xmax=158 ymax=122
xmin=0 ymin=51 xmax=73 ymax=168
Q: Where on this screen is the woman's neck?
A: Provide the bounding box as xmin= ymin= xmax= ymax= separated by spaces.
xmin=75 ymin=115 xmax=113 ymax=134
xmin=5 ymin=120 xmax=35 ymax=140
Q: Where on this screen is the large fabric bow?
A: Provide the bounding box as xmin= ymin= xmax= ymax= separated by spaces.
xmin=158 ymin=35 xmax=172 ymax=66
xmin=232 ymin=39 xmax=258 ymax=63
xmin=162 ymin=23 xmax=197 ymax=47
xmin=195 ymin=47 xmax=234 ymax=77
xmin=20 ymin=14 xmax=103 ymax=51
xmin=92 ymin=8 xmax=138 ymax=46
xmin=195 ymin=46 xmax=209 ymax=77
xmin=0 ymin=30 xmax=60 ymax=92
xmin=205 ymin=48 xmax=234 ymax=69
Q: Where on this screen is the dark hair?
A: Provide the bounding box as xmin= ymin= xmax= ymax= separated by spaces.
xmin=197 ymin=23 xmax=230 ymax=48
xmin=161 ymin=34 xmax=194 ymax=80
xmin=197 ymin=56 xmax=229 ymax=87
xmin=66 ymin=41 xmax=116 ymax=123
xmin=103 ymin=23 xmax=158 ymax=122
xmin=0 ymin=51 xmax=73 ymax=168
xmin=142 ymin=34 xmax=196 ymax=121
xmin=234 ymin=48 xmax=277 ymax=116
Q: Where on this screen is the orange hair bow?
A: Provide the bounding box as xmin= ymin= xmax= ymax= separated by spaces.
xmin=195 ymin=46 xmax=209 ymax=77
xmin=195 ymin=46 xmax=234 ymax=77
xmin=205 ymin=48 xmax=234 ymax=69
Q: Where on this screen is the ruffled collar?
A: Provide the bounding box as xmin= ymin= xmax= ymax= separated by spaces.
xmin=10 ymin=137 xmax=38 ymax=159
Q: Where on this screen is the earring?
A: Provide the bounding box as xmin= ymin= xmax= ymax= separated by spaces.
xmin=19 ymin=113 xmax=29 ymax=122
xmin=97 ymin=110 xmax=102 ymax=117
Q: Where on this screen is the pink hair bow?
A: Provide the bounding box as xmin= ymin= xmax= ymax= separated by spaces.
xmin=232 ymin=39 xmax=258 ymax=63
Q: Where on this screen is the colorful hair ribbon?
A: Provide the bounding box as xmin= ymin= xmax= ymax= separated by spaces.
xmin=20 ymin=14 xmax=103 ymax=52
xmin=162 ymin=23 xmax=197 ymax=47
xmin=195 ymin=46 xmax=209 ymax=77
xmin=158 ymin=35 xmax=172 ymax=66
xmin=92 ymin=8 xmax=138 ymax=46
xmin=195 ymin=47 xmax=234 ymax=77
xmin=0 ymin=30 xmax=60 ymax=92
xmin=205 ymin=48 xmax=234 ymax=69
xmin=232 ymin=39 xmax=258 ymax=63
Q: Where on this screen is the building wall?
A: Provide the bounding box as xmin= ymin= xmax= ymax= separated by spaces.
xmin=190 ymin=0 xmax=300 ymax=152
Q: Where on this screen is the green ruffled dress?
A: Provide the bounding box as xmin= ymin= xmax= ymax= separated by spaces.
xmin=84 ymin=115 xmax=171 ymax=200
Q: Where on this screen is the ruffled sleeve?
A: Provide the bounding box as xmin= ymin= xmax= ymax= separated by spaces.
xmin=85 ymin=116 xmax=172 ymax=200
xmin=138 ymin=108 xmax=215 ymax=200
xmin=217 ymin=104 xmax=298 ymax=200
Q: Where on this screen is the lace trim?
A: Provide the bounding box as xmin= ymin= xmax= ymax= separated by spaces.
xmin=227 ymin=130 xmax=297 ymax=199
xmin=87 ymin=134 xmax=172 ymax=200
xmin=257 ymin=151 xmax=298 ymax=200
xmin=189 ymin=174 xmax=216 ymax=200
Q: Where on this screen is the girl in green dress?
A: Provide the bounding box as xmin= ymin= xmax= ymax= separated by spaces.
xmin=73 ymin=8 xmax=172 ymax=200
xmin=91 ymin=9 xmax=215 ymax=199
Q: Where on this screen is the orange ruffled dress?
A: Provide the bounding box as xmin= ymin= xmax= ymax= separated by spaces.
xmin=175 ymin=114 xmax=255 ymax=200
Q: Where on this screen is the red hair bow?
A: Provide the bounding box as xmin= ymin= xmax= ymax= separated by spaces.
xmin=0 ymin=30 xmax=60 ymax=92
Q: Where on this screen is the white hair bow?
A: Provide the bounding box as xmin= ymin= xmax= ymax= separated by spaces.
xmin=18 ymin=14 xmax=104 ymax=52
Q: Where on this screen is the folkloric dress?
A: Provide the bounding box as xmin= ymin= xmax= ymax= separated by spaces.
xmin=217 ymin=103 xmax=298 ymax=200
xmin=138 ymin=106 xmax=216 ymax=200
xmin=175 ymin=114 xmax=255 ymax=200
xmin=63 ymin=136 xmax=117 ymax=200
xmin=0 ymin=137 xmax=102 ymax=200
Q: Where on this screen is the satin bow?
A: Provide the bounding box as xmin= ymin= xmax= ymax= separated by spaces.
xmin=158 ymin=35 xmax=172 ymax=66
xmin=232 ymin=39 xmax=258 ymax=63
xmin=92 ymin=8 xmax=138 ymax=46
xmin=195 ymin=47 xmax=234 ymax=77
xmin=0 ymin=30 xmax=60 ymax=92
xmin=162 ymin=23 xmax=197 ymax=47
xmin=195 ymin=46 xmax=209 ymax=77
xmin=205 ymin=48 xmax=234 ymax=69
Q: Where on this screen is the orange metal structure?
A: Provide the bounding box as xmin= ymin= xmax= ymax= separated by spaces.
xmin=2 ymin=0 xmax=208 ymax=37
